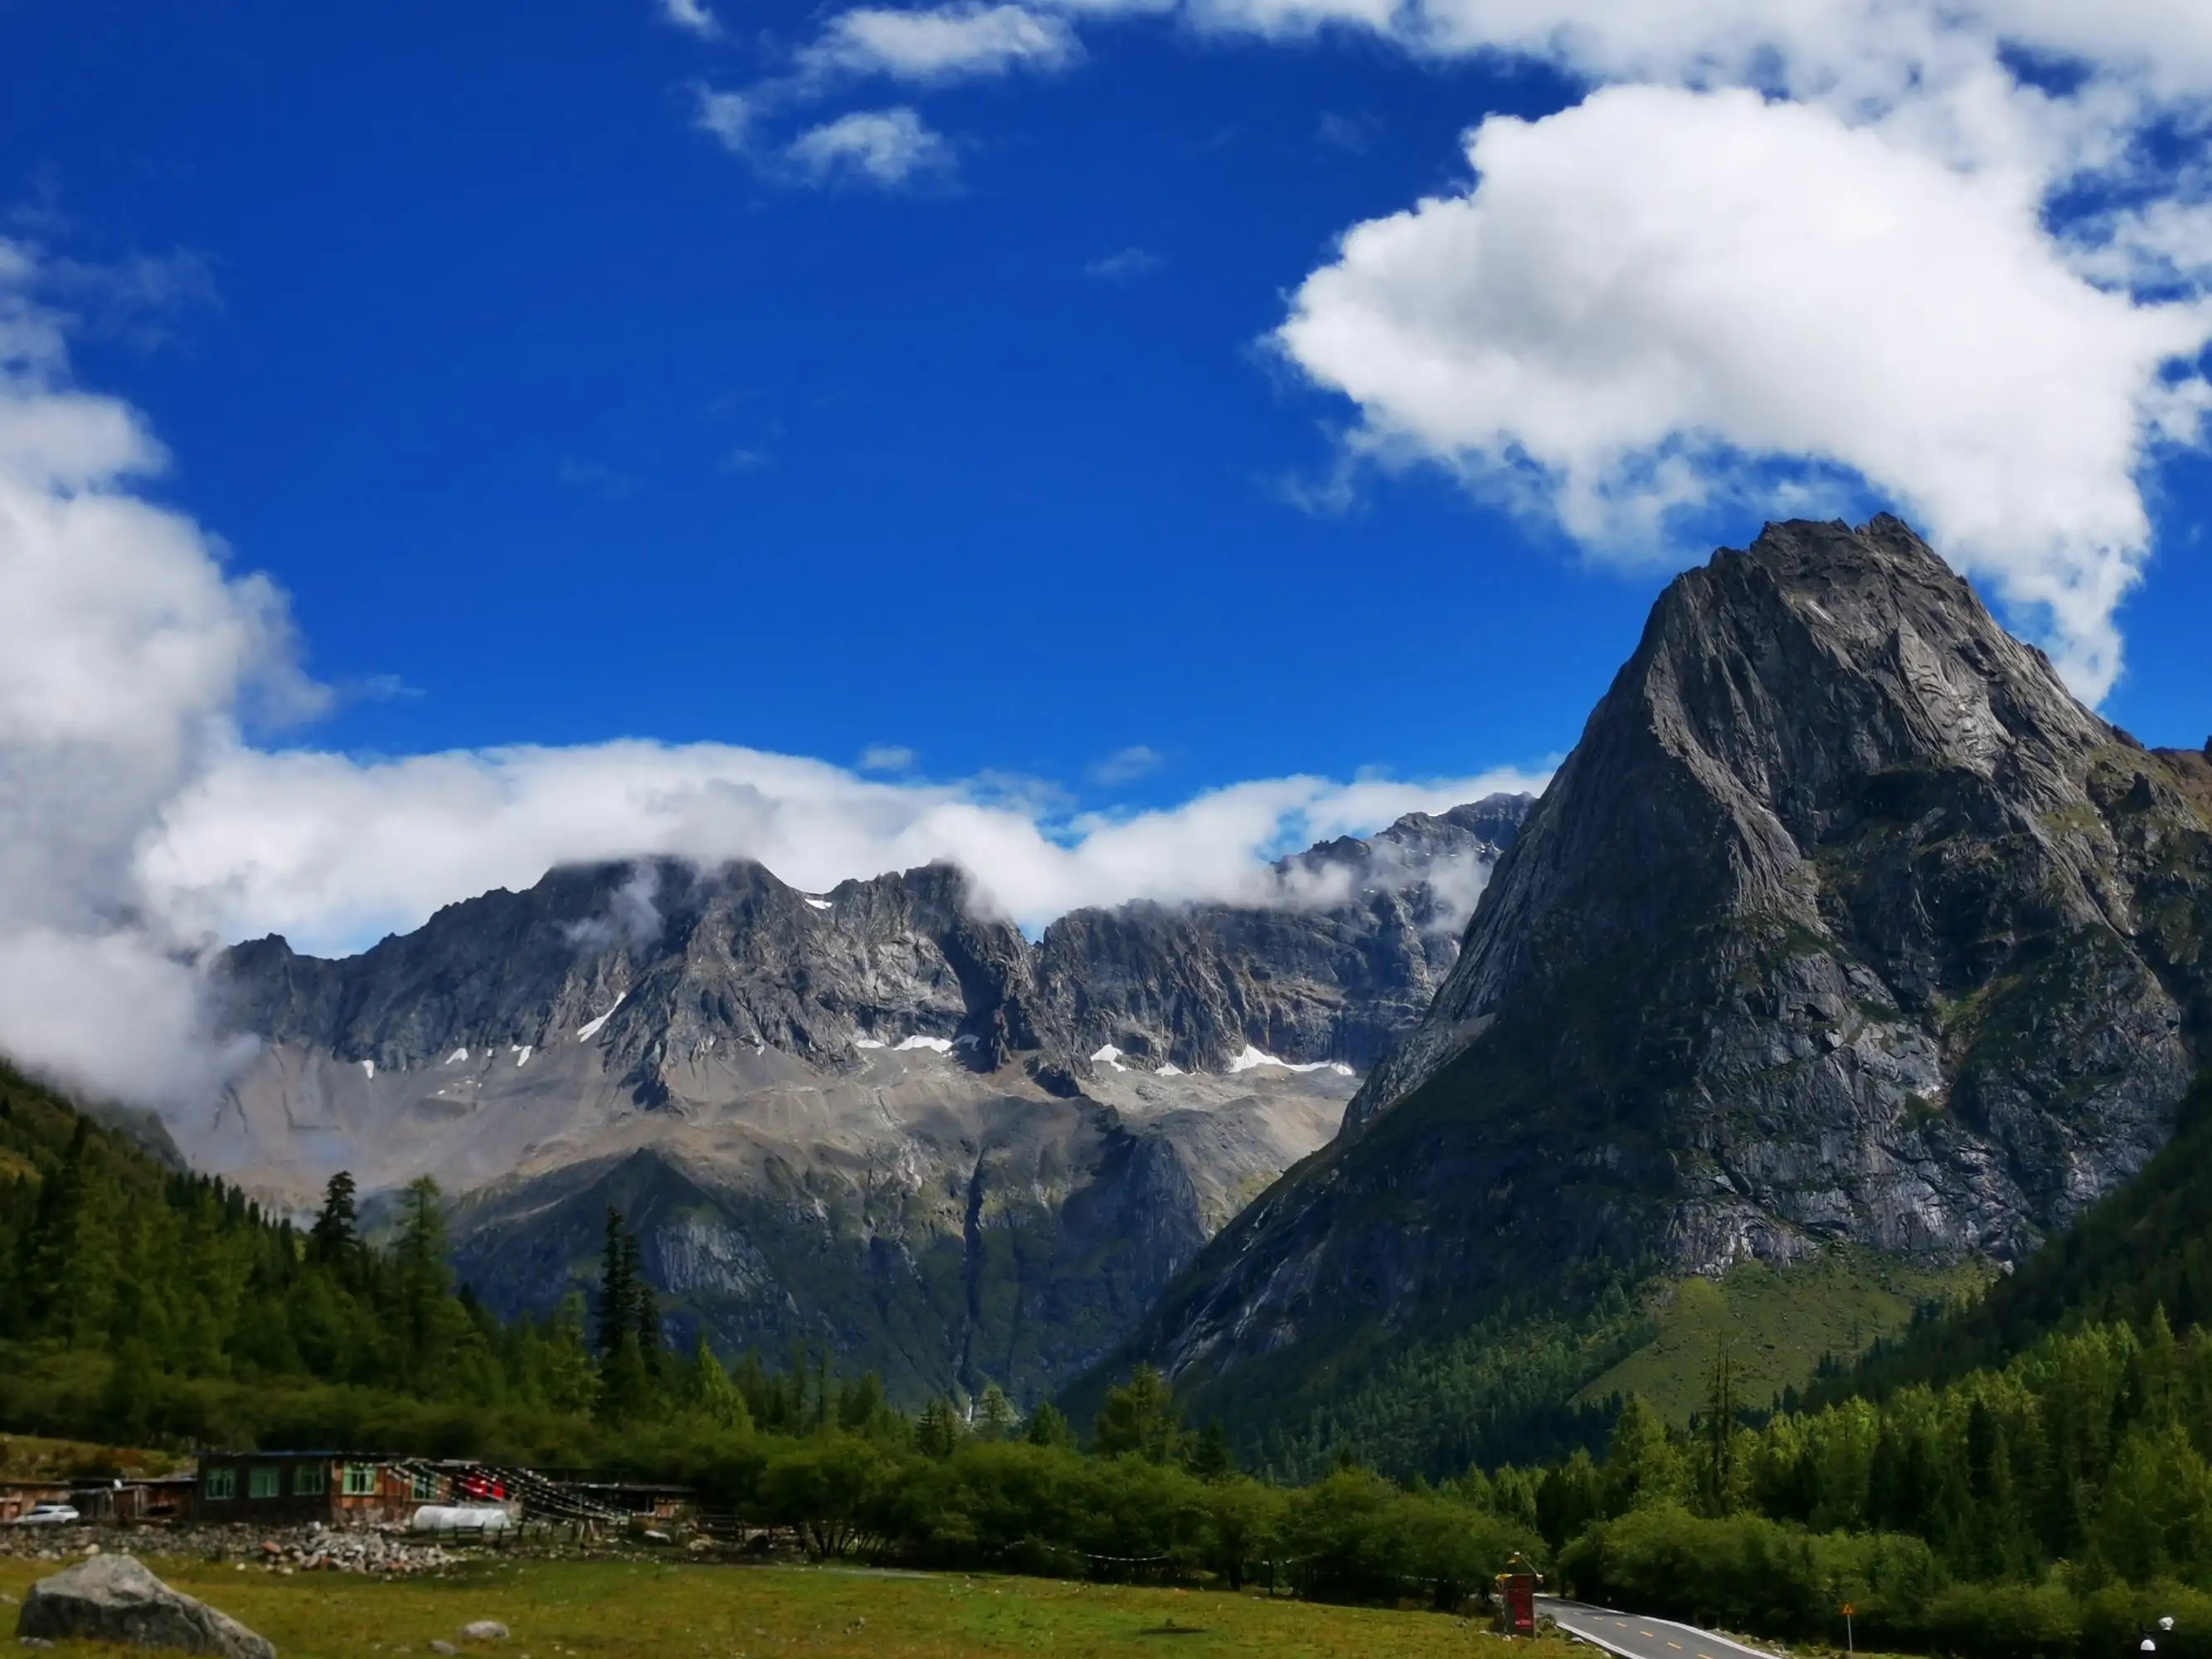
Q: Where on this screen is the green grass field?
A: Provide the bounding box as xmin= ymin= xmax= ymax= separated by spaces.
xmin=1 ymin=1554 xmax=1585 ymax=1658
xmin=1574 ymin=1250 xmax=1991 ymax=1422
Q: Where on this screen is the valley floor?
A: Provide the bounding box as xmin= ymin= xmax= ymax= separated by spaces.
xmin=1 ymin=1554 xmax=1583 ymax=1659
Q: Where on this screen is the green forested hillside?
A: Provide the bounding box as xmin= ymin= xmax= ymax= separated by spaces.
xmin=0 ymin=1064 xmax=1548 ymax=1609
xmin=1447 ymin=1068 xmax=2212 ymax=1659
xmin=0 ymin=1060 xmax=608 ymax=1458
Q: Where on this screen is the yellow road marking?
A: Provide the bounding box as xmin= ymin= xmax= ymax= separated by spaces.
xmin=1670 ymin=1644 xmax=1683 ymax=1650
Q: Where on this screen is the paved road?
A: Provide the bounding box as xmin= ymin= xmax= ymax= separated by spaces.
xmin=1539 ymin=1597 xmax=1788 ymax=1659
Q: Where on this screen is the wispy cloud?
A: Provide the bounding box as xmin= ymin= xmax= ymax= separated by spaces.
xmin=858 ymin=744 xmax=917 ymax=771
xmin=557 ymin=457 xmax=637 ymax=499
xmin=1088 ymin=744 xmax=1164 ymax=785
xmin=1314 ymin=111 xmax=1379 ymax=154
xmin=684 ymin=3 xmax=1075 ymax=182
xmin=659 ymin=0 xmax=722 ymax=38
xmin=1084 ymin=246 xmax=1163 ymax=280
xmin=788 ymin=108 xmax=953 ymax=187
xmin=693 ymin=85 xmax=755 ymax=153
xmin=800 ymin=2 xmax=1079 ymax=80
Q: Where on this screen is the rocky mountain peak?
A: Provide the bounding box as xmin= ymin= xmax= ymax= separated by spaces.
xmin=1125 ymin=518 xmax=2212 ymax=1432
xmin=1349 ymin=515 xmax=2129 ymax=1133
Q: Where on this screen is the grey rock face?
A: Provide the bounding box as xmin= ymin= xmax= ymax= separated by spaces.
xmin=200 ymin=800 xmax=1526 ymax=1403
xmin=1135 ymin=518 xmax=2212 ymax=1400
xmin=17 ymin=1555 xmax=275 ymax=1659
xmin=1033 ymin=802 xmax=1526 ymax=1074
xmin=216 ymin=800 xmax=1528 ymax=1102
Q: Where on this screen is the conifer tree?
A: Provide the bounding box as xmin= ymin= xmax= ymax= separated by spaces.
xmin=916 ymin=1397 xmax=965 ymax=1457
xmin=1603 ymin=1394 xmax=1685 ymax=1516
xmin=1024 ymin=1400 xmax=1076 ymax=1450
xmin=391 ymin=1175 xmax=452 ymax=1361
xmin=16 ymin=1118 xmax=92 ymax=1335
xmin=632 ymin=1234 xmax=663 ymax=1383
xmin=976 ymin=1381 xmax=1018 ymax=1441
xmin=1093 ymin=1364 xmax=1187 ymax=1462
xmin=839 ymin=1372 xmax=888 ymax=1433
xmin=308 ymin=1170 xmax=362 ymax=1270
xmin=1189 ymin=1418 xmax=1235 ymax=1481
xmin=688 ymin=1334 xmax=751 ymax=1430
xmin=1699 ymin=1344 xmax=1738 ymax=1516
xmin=595 ymin=1206 xmax=634 ymax=1358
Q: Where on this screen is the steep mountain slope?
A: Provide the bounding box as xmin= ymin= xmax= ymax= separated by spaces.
xmin=1118 ymin=517 xmax=2212 ymax=1458
xmin=198 ymin=800 xmax=1528 ymax=1403
xmin=1832 ymin=1061 xmax=2212 ymax=1404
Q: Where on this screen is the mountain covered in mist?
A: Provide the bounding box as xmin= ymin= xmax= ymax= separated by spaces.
xmin=195 ymin=798 xmax=1528 ymax=1403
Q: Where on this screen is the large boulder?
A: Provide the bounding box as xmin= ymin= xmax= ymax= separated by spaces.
xmin=16 ymin=1554 xmax=275 ymax=1658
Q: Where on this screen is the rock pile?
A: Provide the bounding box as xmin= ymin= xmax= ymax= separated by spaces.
xmin=0 ymin=1525 xmax=461 ymax=1574
xmin=246 ymin=1527 xmax=462 ymax=1574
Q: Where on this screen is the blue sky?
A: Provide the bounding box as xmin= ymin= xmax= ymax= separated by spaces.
xmin=4 ymin=0 xmax=1647 ymax=797
xmin=2 ymin=0 xmax=2212 ymax=1101
xmin=14 ymin=0 xmax=2202 ymax=796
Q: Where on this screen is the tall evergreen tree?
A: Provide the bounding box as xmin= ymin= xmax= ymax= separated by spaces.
xmin=595 ymin=1205 xmax=634 ymax=1358
xmin=1699 ymin=1344 xmax=1738 ymax=1516
xmin=687 ymin=1334 xmax=751 ymax=1429
xmin=391 ymin=1175 xmax=452 ymax=1361
xmin=308 ymin=1170 xmax=362 ymax=1270
xmin=1025 ymin=1400 xmax=1076 ymax=1450
xmin=1093 ymin=1364 xmax=1188 ymax=1463
xmin=631 ymin=1232 xmax=663 ymax=1381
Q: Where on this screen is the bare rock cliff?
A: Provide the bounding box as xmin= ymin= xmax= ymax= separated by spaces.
xmin=1130 ymin=518 xmax=2212 ymax=1409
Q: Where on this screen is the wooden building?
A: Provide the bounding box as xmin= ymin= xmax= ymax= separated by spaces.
xmin=0 ymin=1477 xmax=197 ymax=1525
xmin=192 ymin=1452 xmax=429 ymax=1526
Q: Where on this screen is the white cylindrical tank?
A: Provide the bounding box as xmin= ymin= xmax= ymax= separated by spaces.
xmin=409 ymin=1505 xmax=513 ymax=1534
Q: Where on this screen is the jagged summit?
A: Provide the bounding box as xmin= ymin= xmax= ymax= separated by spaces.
xmin=1121 ymin=517 xmax=2212 ymax=1430
xmin=198 ymin=796 xmax=1530 ymax=1404
xmin=216 ymin=794 xmax=1534 ymax=1112
xmin=1349 ymin=513 xmax=2114 ymax=1134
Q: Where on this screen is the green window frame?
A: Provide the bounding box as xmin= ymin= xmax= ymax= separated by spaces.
xmin=203 ymin=1468 xmax=236 ymax=1501
xmin=411 ymin=1471 xmax=438 ymax=1501
xmin=248 ymin=1467 xmax=280 ymax=1500
xmin=342 ymin=1463 xmax=379 ymax=1496
xmin=294 ymin=1464 xmax=327 ymax=1497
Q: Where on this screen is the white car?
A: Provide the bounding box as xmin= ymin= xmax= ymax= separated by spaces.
xmin=12 ymin=1504 xmax=80 ymax=1525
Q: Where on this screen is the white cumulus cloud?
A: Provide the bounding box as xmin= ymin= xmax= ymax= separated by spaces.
xmin=1276 ymin=85 xmax=2212 ymax=699
xmin=0 ymin=243 xmax=315 ymax=1108
xmin=664 ymin=0 xmax=2212 ymax=695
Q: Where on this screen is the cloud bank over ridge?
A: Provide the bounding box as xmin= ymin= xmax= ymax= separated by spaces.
xmin=0 ymin=241 xmax=1535 ymax=1110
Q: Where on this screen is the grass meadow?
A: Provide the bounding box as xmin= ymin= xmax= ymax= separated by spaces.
xmin=2 ymin=1553 xmax=1586 ymax=1658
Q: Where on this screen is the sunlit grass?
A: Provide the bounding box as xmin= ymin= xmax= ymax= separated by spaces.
xmin=2 ymin=1554 xmax=1587 ymax=1658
